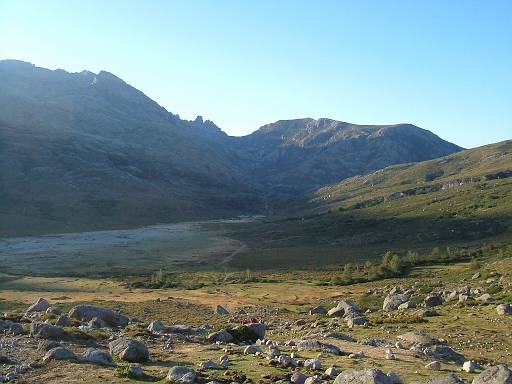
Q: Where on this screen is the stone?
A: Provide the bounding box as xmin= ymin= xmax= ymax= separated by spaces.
xmin=472 ymin=272 xmax=482 ymax=280
xmin=296 ymin=339 xmax=341 ymax=355
xmin=428 ymin=373 xmax=464 ymax=384
xmin=424 ymin=294 xmax=443 ymax=307
xmin=398 ymin=301 xmax=416 ymax=310
xmin=68 ymin=304 xmax=129 ymax=327
xmin=46 ymin=306 xmax=63 ymax=315
xmin=207 ymin=329 xmax=234 ymax=343
xmin=476 ymin=293 xmax=492 ymax=305
xmin=334 ymin=368 xmax=391 ymax=384
xmin=26 ymin=298 xmax=50 ymax=313
xmin=305 ymin=377 xmax=320 ymax=384
xmin=244 ymin=345 xmax=262 ymax=355
xmin=148 ymin=320 xmax=165 ymax=333
xmin=38 ymin=340 xmax=61 ymax=351
xmin=214 ymin=305 xmax=229 ymax=315
xmin=309 ymin=305 xmax=327 ymax=315
xmin=426 ymin=361 xmax=442 ymax=370
xmin=30 ymin=323 xmax=65 ymax=339
xmin=304 ymin=358 xmax=321 ymax=370
xmin=109 ymin=338 xmax=149 ymax=363
xmin=55 ymin=315 xmax=72 ymax=327
xmin=291 ymin=371 xmax=307 ymax=384
xmin=463 ymin=360 xmax=477 ymax=373
xmin=43 ymin=347 xmax=76 ymax=363
xmin=199 ymin=359 xmax=223 ymax=369
xmin=325 ymin=367 xmax=338 ymax=377
xmin=383 ymin=294 xmax=410 ymax=311
xmin=247 ymin=322 xmax=266 ymax=339
xmin=128 ymin=364 xmax=144 ymax=378
xmin=387 ymin=372 xmax=404 ymax=384
xmin=167 ymin=366 xmax=196 ymax=383
xmin=397 ymin=331 xmax=438 ymax=347
xmin=347 ymin=315 xmax=368 ymax=327
xmin=9 ymin=323 xmax=23 ymax=336
xmin=496 ymin=304 xmax=512 ymax=315
xmin=423 ymin=345 xmax=465 ymax=363
xmin=472 ymin=364 xmax=512 ymax=384
xmin=81 ymin=348 xmax=115 ymax=366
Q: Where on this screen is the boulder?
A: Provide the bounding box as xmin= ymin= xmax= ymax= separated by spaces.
xmin=424 ymin=294 xmax=443 ymax=307
xmin=199 ymin=359 xmax=223 ymax=369
xmin=296 ymin=339 xmax=341 ymax=355
xmin=46 ymin=306 xmax=62 ymax=315
xmin=309 ymin=305 xmax=327 ymax=315
xmin=127 ymin=364 xmax=144 ymax=378
xmin=68 ymin=305 xmax=129 ymax=327
xmin=109 ymin=338 xmax=149 ymax=363
xmin=383 ymin=294 xmax=410 ymax=311
xmin=291 ymin=371 xmax=307 ymax=384
xmin=55 ymin=315 xmax=72 ymax=327
xmin=207 ymin=329 xmax=233 ymax=343
xmin=26 ymin=298 xmax=51 ymax=314
xmin=38 ymin=340 xmax=61 ymax=351
xmin=247 ymin=322 xmax=266 ymax=339
xmin=30 ymin=323 xmax=65 ymax=339
xmin=148 ymin=320 xmax=165 ymax=333
xmin=463 ymin=360 xmax=478 ymax=373
xmin=347 ymin=315 xmax=368 ymax=327
xmin=428 ymin=373 xmax=464 ymax=384
xmin=334 ymin=368 xmax=391 ymax=384
xmin=397 ymin=331 xmax=439 ymax=348
xmin=387 ymin=372 xmax=404 ymax=384
xmin=43 ymin=347 xmax=76 ymax=363
xmin=9 ymin=323 xmax=23 ymax=336
xmin=81 ymin=348 xmax=115 ymax=366
xmin=167 ymin=366 xmax=196 ymax=383
xmin=476 ymin=293 xmax=492 ymax=305
xmin=398 ymin=301 xmax=416 ymax=310
xmin=423 ymin=345 xmax=464 ymax=363
xmin=426 ymin=361 xmax=442 ymax=370
xmin=472 ymin=364 xmax=512 ymax=384
xmin=214 ymin=305 xmax=229 ymax=315
xmin=243 ymin=345 xmax=262 ymax=355
xmin=496 ymin=304 xmax=512 ymax=315
xmin=304 ymin=358 xmax=321 ymax=370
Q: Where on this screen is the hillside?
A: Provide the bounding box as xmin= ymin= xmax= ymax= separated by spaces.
xmin=0 ymin=60 xmax=261 ymax=236
xmin=227 ymin=141 xmax=512 ymax=269
xmin=0 ymin=60 xmax=462 ymax=236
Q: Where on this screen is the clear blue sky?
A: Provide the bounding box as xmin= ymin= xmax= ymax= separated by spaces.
xmin=1 ymin=0 xmax=511 ymax=148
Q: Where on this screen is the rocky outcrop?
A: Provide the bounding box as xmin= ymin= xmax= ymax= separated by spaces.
xmin=68 ymin=305 xmax=129 ymax=327
xmin=109 ymin=338 xmax=149 ymax=363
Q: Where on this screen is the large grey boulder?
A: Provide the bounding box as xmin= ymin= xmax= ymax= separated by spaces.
xmin=43 ymin=347 xmax=76 ymax=363
xmin=472 ymin=364 xmax=512 ymax=384
xmin=81 ymin=348 xmax=115 ymax=366
xmin=148 ymin=320 xmax=165 ymax=333
xmin=309 ymin=305 xmax=327 ymax=315
xmin=383 ymin=294 xmax=409 ymax=311
xmin=198 ymin=359 xmax=223 ymax=370
xmin=68 ymin=305 xmax=129 ymax=327
xmin=397 ymin=331 xmax=439 ymax=348
xmin=30 ymin=323 xmax=65 ymax=339
xmin=424 ymin=294 xmax=443 ymax=307
xmin=297 ymin=339 xmax=341 ymax=355
xmin=109 ymin=338 xmax=149 ymax=363
xmin=247 ymin=322 xmax=266 ymax=339
xmin=167 ymin=366 xmax=196 ymax=383
xmin=423 ymin=345 xmax=465 ymax=363
xmin=207 ymin=329 xmax=234 ymax=343
xmin=26 ymin=298 xmax=50 ymax=313
xmin=334 ymin=368 xmax=391 ymax=384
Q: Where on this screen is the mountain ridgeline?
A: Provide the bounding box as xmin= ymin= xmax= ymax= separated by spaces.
xmin=0 ymin=60 xmax=462 ymax=236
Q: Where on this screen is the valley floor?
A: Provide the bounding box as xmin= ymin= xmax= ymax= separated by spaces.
xmin=1 ymin=253 xmax=511 ymax=383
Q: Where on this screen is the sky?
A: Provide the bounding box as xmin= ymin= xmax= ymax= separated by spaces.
xmin=1 ymin=0 xmax=511 ymax=148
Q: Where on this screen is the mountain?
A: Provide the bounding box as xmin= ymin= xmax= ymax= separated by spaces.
xmin=0 ymin=60 xmax=260 ymax=236
xmin=234 ymin=118 xmax=462 ymax=192
xmin=0 ymin=60 xmax=463 ymax=236
xmin=227 ymin=140 xmax=512 ymax=269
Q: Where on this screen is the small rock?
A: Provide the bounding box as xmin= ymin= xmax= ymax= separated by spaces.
xmin=426 ymin=361 xmax=442 ymax=371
